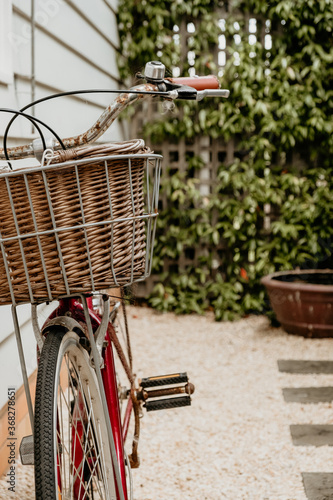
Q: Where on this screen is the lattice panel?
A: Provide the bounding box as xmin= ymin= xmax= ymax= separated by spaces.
xmin=129 ymin=8 xmax=273 ymax=297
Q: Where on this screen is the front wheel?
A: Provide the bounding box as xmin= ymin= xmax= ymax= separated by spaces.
xmin=34 ymin=329 xmax=118 ymax=499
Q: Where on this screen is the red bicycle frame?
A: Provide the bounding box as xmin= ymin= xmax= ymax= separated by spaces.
xmin=45 ymin=296 xmax=129 ymax=500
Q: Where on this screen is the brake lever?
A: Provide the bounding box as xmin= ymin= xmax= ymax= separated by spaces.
xmin=196 ymin=89 xmax=230 ymax=100
xmin=167 ymin=84 xmax=198 ymax=100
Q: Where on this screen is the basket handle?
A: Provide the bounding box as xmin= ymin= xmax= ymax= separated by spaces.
xmin=50 ymin=139 xmax=149 ymax=163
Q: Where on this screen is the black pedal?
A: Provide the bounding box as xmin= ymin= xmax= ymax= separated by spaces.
xmin=139 ymin=372 xmax=194 ymax=412
xmin=144 ymin=395 xmax=191 ymax=412
xmin=140 ymin=372 xmax=188 ymax=388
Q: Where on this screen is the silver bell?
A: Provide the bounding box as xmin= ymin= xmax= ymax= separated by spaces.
xmin=144 ymin=61 xmax=166 ymax=82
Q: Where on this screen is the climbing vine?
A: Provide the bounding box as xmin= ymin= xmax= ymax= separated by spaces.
xmin=118 ymin=0 xmax=333 ymax=320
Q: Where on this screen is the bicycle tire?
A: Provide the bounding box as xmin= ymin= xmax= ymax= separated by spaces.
xmin=34 ymin=329 xmax=118 ymax=500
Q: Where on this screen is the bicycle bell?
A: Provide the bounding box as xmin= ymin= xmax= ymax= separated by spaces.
xmin=144 ymin=61 xmax=166 ymax=83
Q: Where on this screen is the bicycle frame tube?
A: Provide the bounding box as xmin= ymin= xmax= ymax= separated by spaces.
xmin=122 ymin=398 xmax=133 ymax=442
xmin=44 ymin=297 xmax=129 ymax=500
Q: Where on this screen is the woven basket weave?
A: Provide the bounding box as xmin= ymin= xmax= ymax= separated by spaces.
xmin=0 ymin=140 xmax=161 ymax=305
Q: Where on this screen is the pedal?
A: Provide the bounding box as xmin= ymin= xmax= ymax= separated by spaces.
xmin=140 ymin=372 xmax=188 ymax=388
xmin=144 ymin=395 xmax=191 ymax=412
xmin=20 ymin=435 xmax=34 ymax=465
xmin=138 ymin=372 xmax=195 ymax=412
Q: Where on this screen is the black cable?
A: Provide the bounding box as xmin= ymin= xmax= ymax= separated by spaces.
xmin=1 ymin=108 xmax=65 ymax=167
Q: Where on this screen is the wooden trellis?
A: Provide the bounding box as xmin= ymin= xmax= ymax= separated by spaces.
xmin=130 ymin=9 xmax=271 ymax=296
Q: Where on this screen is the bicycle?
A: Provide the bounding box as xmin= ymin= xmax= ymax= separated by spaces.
xmin=0 ymin=61 xmax=229 ymax=500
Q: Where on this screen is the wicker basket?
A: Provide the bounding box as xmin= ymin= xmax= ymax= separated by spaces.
xmin=0 ymin=141 xmax=162 ymax=305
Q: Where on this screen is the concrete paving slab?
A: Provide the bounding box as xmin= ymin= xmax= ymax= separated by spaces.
xmin=278 ymin=360 xmax=333 ymax=374
xmin=302 ymin=472 xmax=333 ymax=500
xmin=283 ymin=387 xmax=333 ymax=404
xmin=291 ymin=425 xmax=333 ymax=447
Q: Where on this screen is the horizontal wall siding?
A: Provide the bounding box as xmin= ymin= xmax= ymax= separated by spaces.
xmin=63 ymin=0 xmax=119 ymax=51
xmin=0 ymin=0 xmax=124 ymax=145
xmin=12 ymin=3 xmax=120 ymax=84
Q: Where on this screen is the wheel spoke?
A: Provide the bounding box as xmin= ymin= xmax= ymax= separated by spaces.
xmin=81 ymin=384 xmax=106 ymax=498
xmin=75 ymin=370 xmax=108 ymax=494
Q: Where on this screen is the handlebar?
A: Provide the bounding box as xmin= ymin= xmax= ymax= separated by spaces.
xmin=0 ymin=64 xmax=229 ymax=162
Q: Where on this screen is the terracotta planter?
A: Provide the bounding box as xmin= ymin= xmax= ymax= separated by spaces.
xmin=261 ymin=269 xmax=333 ymax=338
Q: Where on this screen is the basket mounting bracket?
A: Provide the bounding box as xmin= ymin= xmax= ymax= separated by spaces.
xmin=32 ymin=137 xmax=56 ymax=162
xmin=91 ymin=294 xmax=110 ymax=369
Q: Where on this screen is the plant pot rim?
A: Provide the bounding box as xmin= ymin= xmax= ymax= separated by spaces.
xmin=261 ymin=269 xmax=333 ymax=293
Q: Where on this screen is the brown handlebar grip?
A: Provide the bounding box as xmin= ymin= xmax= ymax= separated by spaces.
xmin=166 ymin=75 xmax=220 ymax=90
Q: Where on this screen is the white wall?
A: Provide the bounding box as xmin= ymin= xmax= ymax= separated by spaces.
xmin=0 ymin=303 xmax=55 ymax=410
xmin=0 ymin=0 xmax=123 ymax=410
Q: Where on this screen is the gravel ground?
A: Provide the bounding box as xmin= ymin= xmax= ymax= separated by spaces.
xmin=1 ymin=306 xmax=333 ymax=499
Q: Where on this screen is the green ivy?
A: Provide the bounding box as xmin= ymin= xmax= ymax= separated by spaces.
xmin=118 ymin=0 xmax=333 ymax=320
